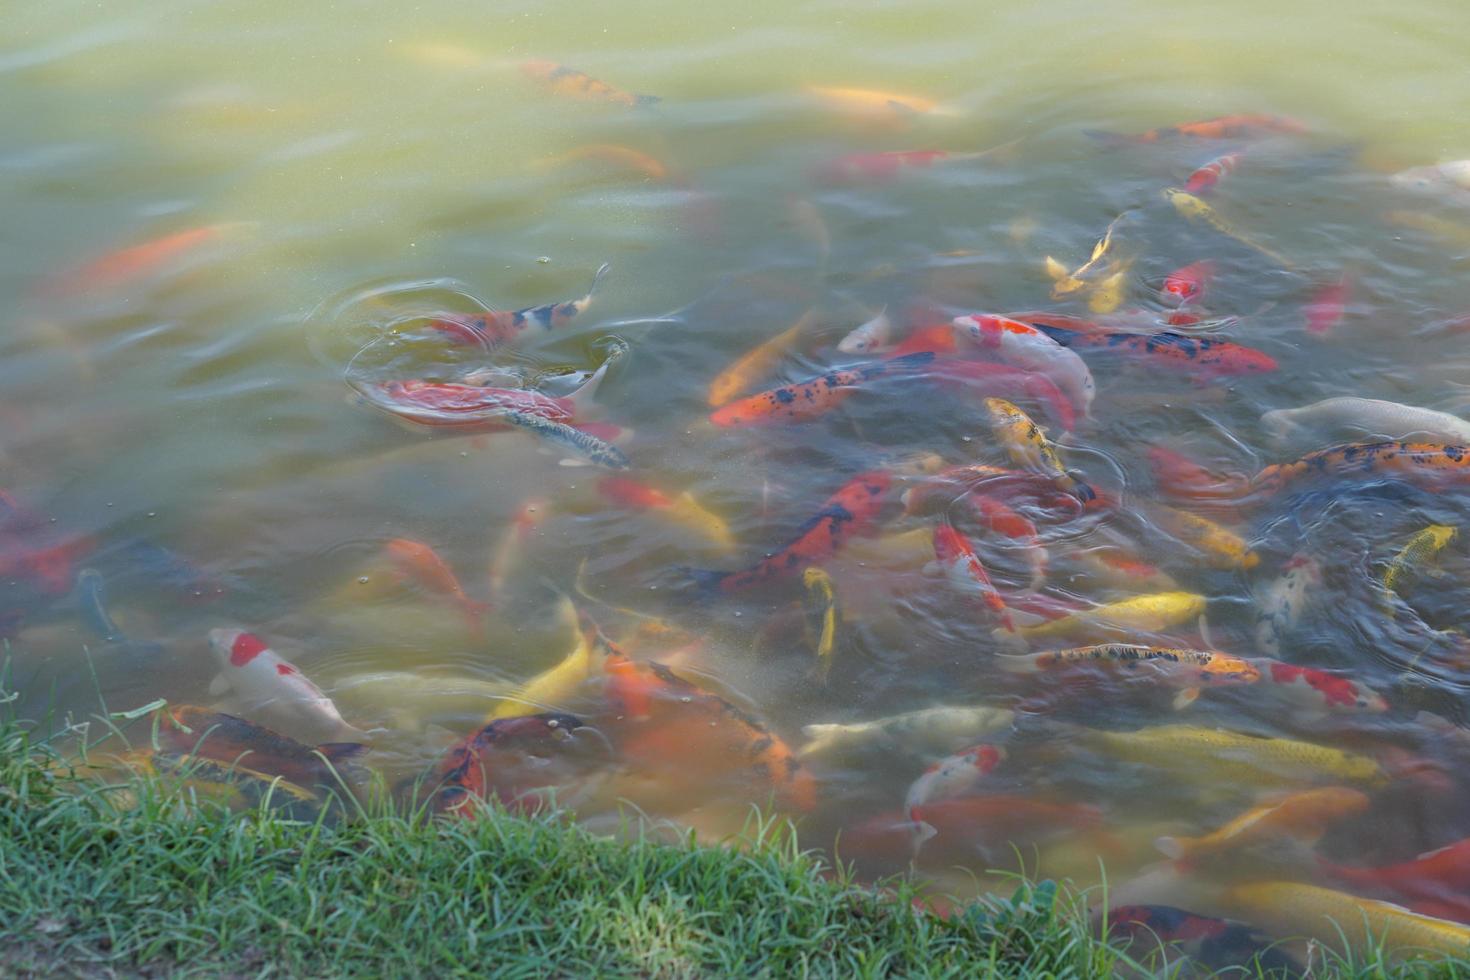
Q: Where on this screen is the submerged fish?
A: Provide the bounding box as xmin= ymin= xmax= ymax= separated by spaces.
xmin=541 ymin=143 xmax=669 ymax=180
xmin=1303 ymin=274 xmax=1352 ymax=336
xmin=1250 ymin=442 xmax=1470 ymax=497
xmin=1106 ymin=905 xmax=1297 ymax=974
xmin=1024 ymin=319 xmax=1279 ymax=377
xmin=1148 ymin=503 xmax=1259 ymax=569
xmin=806 ymin=85 xmax=952 ymax=122
xmin=814 ymin=145 xmax=1012 ymax=185
xmin=383 ymin=538 xmax=489 ymax=629
xmin=1321 ymin=838 xmax=1470 ymax=925
xmin=691 ymin=471 xmax=891 ymax=593
xmin=1155 ymin=786 xmax=1370 ymax=865
xmin=426 ymin=712 xmax=586 ymax=817
xmin=500 ymin=409 xmax=631 ymax=469
xmin=1225 ymin=881 xmax=1470 ymax=961
xmin=965 ymin=493 xmax=1047 ymax=590
xmin=999 ymin=644 xmax=1259 ymax=710
xmin=928 ymin=357 xmax=1078 ymax=433
xmin=41 ymin=223 xmax=240 ymax=297
xmin=953 ymin=314 xmax=1096 ymax=417
xmin=708 ymin=351 xmax=934 ymax=427
xmin=1159 ymin=260 xmax=1216 ymax=306
xmin=159 ymin=705 xmax=366 ymax=790
xmin=596 ymin=477 xmax=734 ymax=550
xmin=997 ymin=592 xmax=1207 ymax=646
xmin=1261 ymin=398 xmax=1470 ymax=448
xmin=1382 ymin=524 xmax=1457 ymax=606
xmin=423 ymin=263 xmax=610 ymax=348
xmin=802 ymin=568 xmax=839 ymax=684
xmin=931 ymin=522 xmax=1014 ymax=631
xmin=799 ymin=705 xmax=1015 ymax=758
xmin=1099 ymin=113 xmax=1307 ymax=144
xmin=1163 ymin=187 xmax=1294 ymax=268
xmin=1251 ymin=660 xmax=1390 ymax=716
xmin=707 ymin=312 xmax=814 ymax=407
xmin=487 ymin=613 xmax=596 ymax=721
xmin=206 ymin=629 xmax=364 ymax=742
xmin=521 ymin=60 xmax=659 ymax=108
xmin=904 ymin=744 xmax=1005 ymax=817
xmin=1182 ymin=153 xmax=1244 ymax=195
xmin=488 ymin=497 xmax=552 ymax=602
xmin=1389 ymin=159 xmax=1470 ymax=202
xmin=1252 ymin=554 xmax=1323 ymax=656
xmin=984 ymin=398 xmax=1095 ymax=502
xmin=836 ymin=307 xmax=892 ymax=355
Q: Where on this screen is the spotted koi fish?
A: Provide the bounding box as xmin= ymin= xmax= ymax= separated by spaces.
xmin=931 ymin=522 xmax=1015 ymax=630
xmin=1383 ymin=523 xmax=1457 ymax=608
xmin=1250 ymin=442 xmax=1470 ymax=497
xmin=521 ymin=61 xmax=659 ymax=107
xmin=159 ymin=706 xmax=367 ymax=790
xmin=690 ymin=470 xmax=891 ymax=593
xmin=709 ymin=351 xmax=933 ymax=426
xmin=1183 ymin=152 xmax=1244 ymax=195
xmin=500 ymin=409 xmax=630 ymax=469
xmin=1097 ymin=113 xmax=1307 ymax=144
xmin=984 ymin=398 xmax=1095 ymax=502
xmin=427 ymin=712 xmax=585 ymax=817
xmin=1024 ymin=319 xmax=1278 ymax=377
xmin=424 ymin=263 xmax=609 ymax=349
xmin=999 ymin=644 xmax=1259 ymax=710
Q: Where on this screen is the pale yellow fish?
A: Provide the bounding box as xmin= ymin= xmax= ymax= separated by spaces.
xmin=806 ymin=85 xmax=955 ymax=121
xmin=803 ymin=568 xmax=839 ymax=684
xmin=486 ymin=602 xmax=596 ymax=720
xmin=1226 ymin=881 xmax=1470 ymax=961
xmin=663 ymin=492 xmax=736 ymax=552
xmin=1151 ymin=503 xmax=1259 ymax=570
xmin=1003 ymin=591 xmax=1207 ymax=644
xmin=1043 ymin=255 xmax=1088 ymax=296
xmin=1074 ymin=724 xmax=1387 ymax=789
xmin=1163 ymin=187 xmax=1295 ymax=268
xmin=984 ymin=398 xmax=1093 ymax=501
xmin=1087 ymin=261 xmax=1131 ymax=314
xmin=707 ymin=311 xmax=814 ymax=407
xmin=1382 ymin=524 xmax=1456 ymax=603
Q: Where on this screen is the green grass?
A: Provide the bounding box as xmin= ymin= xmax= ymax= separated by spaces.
xmin=1 ymin=700 xmax=1467 ymax=978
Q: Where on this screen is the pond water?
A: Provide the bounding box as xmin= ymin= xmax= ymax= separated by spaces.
xmin=6 ymin=0 xmax=1470 ymax=969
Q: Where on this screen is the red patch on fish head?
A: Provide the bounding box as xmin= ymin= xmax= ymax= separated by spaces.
xmin=276 ymin=663 xmax=297 ymax=676
xmin=230 ymin=633 xmax=269 ymax=666
xmin=969 ymin=745 xmax=1004 ymax=774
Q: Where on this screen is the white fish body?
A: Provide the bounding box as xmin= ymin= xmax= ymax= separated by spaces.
xmin=1252 ymin=555 xmax=1323 ymax=656
xmin=837 ymin=307 xmax=892 ymax=355
xmin=207 ymin=628 xmax=363 ymax=741
xmin=799 ymin=705 xmax=1014 ymax=757
xmin=1390 ymin=160 xmax=1470 ymax=200
xmin=903 ymin=744 xmax=1005 ymax=815
xmin=951 ymin=314 xmax=1096 ymax=417
xmin=1261 ymin=397 xmax=1470 ymax=449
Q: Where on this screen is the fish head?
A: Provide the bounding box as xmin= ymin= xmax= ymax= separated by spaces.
xmin=207 ymin=627 xmax=267 ymax=668
xmin=1202 ymin=655 xmax=1261 ymax=685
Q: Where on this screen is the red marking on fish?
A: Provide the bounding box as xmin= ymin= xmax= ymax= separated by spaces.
xmin=276 ymin=663 xmax=297 ymax=676
xmin=1304 ymin=274 xmax=1351 ymax=336
xmin=1160 ymin=260 xmax=1216 ymax=306
xmin=230 ymin=633 xmax=269 ymax=666
xmin=1182 ymin=152 xmax=1243 ymax=195
xmin=597 ymin=476 xmax=673 ymax=510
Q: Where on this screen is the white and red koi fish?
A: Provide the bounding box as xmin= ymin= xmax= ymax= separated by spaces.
xmin=904 ymin=743 xmax=1006 ymax=817
xmin=206 ymin=629 xmax=364 ymax=741
xmin=1250 ymin=660 xmax=1389 ymax=716
xmin=930 ymin=522 xmax=1015 ymax=630
xmin=951 ymin=314 xmax=1096 ymax=418
xmin=1183 ymin=152 xmax=1243 ymax=195
xmin=423 ymin=263 xmax=609 ymax=349
xmin=1159 ymin=260 xmax=1216 ymax=307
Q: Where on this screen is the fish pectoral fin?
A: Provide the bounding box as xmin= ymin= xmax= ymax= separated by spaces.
xmin=208 ymin=674 xmax=230 ymax=697
xmin=1196 ymin=613 xmax=1214 ymax=649
xmin=1172 ymin=687 xmax=1201 ymax=711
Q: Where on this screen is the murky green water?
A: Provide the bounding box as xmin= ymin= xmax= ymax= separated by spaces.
xmin=7 ymin=0 xmax=1470 ymax=968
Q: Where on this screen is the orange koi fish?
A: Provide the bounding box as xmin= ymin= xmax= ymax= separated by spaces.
xmin=931 ymin=522 xmax=1014 ymax=630
xmin=423 ymin=263 xmax=609 ymax=349
xmin=1160 ymin=260 xmax=1216 ymax=306
xmin=707 ymin=312 xmax=814 ymax=407
xmin=709 ymin=351 xmax=934 ymax=427
xmin=1023 ymin=319 xmax=1278 ymax=377
xmin=1097 ymin=114 xmax=1307 ymax=144
xmin=158 ymin=706 xmax=367 ymax=790
xmin=41 ymin=223 xmax=236 ymax=297
xmin=383 ymin=538 xmax=490 ymax=628
xmin=885 ymin=322 xmax=958 ymax=359
xmin=1321 ymin=838 xmax=1470 ymax=925
xmin=691 ymin=470 xmax=891 ymax=593
xmin=1183 ymin=152 xmax=1244 ymax=195
xmin=965 ymin=493 xmax=1046 ymax=590
xmin=426 ymin=712 xmax=585 ymax=817
xmin=488 ymin=498 xmax=551 ymax=602
xmin=1251 ymin=442 xmax=1470 ymax=497
xmin=602 ymin=651 xmax=817 ymax=811
xmin=521 ymin=60 xmax=660 ymax=108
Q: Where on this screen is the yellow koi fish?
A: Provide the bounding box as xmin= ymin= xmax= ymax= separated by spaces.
xmin=803 ymin=568 xmax=839 ymax=684
xmin=1075 ymin=724 xmax=1388 ymax=789
xmin=1155 ymin=786 xmax=1369 ymax=864
xmin=1150 ymin=503 xmax=1259 ymax=569
xmin=1226 ymin=882 xmax=1470 ymax=961
xmin=1087 ymin=261 xmax=1131 ymax=314
xmin=487 ymin=603 xmax=595 ymax=720
xmin=707 ymin=311 xmax=814 ymax=407
xmin=998 ymin=592 xmax=1207 ymax=646
xmin=807 ymin=85 xmax=954 ymax=122
xmin=1162 ymin=187 xmax=1294 ymax=268
xmin=984 ymin=398 xmax=1095 ymax=501
xmin=1383 ymin=524 xmax=1456 ymax=606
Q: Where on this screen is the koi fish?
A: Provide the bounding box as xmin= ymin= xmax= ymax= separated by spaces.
xmin=487 ymin=613 xmax=595 ymax=721
xmin=1106 ymin=905 xmax=1296 ymax=973
xmin=899 ymin=796 xmax=1102 ymax=865
xmin=799 ymin=705 xmax=1014 ymax=758
xmin=1250 ymin=442 xmax=1470 ymax=497
xmin=1251 ymin=660 xmax=1389 ymax=715
xmin=423 ymin=263 xmax=610 ymax=348
xmin=1182 ymin=152 xmax=1244 ymax=195
xmin=1303 ymin=273 xmax=1352 ymax=336
xmin=886 ymin=322 xmax=958 ymax=359
xmin=708 ymin=351 xmax=935 ymax=427
xmin=1159 ymin=260 xmax=1215 ymax=306
xmin=540 ymin=143 xmax=669 ymax=180
xmin=902 ymin=464 xmax=1094 ymax=520
xmin=998 ymin=644 xmax=1259 ymax=710
xmin=1261 ymin=398 xmax=1470 ymax=449
xmin=1098 ymin=114 xmax=1307 ymax=144
xmin=998 ymin=592 xmax=1208 ymax=646
xmin=1163 ymin=188 xmax=1294 ymax=268
xmin=521 ymin=60 xmax=659 ymax=108
xmin=596 ymin=477 xmax=734 ymax=551
xmin=1156 ymin=786 xmax=1369 ymax=865
xmin=928 ymin=358 xmax=1077 ymax=433
xmin=1024 ymin=319 xmax=1279 ymax=377
xmin=707 ymin=311 xmax=814 ymax=407
xmin=965 ymin=494 xmax=1046 ymax=590
xmin=41 ymin=223 xmax=238 ymax=297
xmin=1045 ymin=211 xmax=1130 ymax=297
xmin=1087 ymin=262 xmax=1131 ymax=314
xmin=1383 ymin=524 xmax=1457 ymax=606
xmin=813 ymin=145 xmax=1009 ymax=185
xmin=354 ymin=364 xmax=602 ymax=432
xmin=206 ymin=629 xmax=364 ymax=742
xmin=426 ymin=712 xmax=585 ymax=817
xmin=500 ymin=409 xmax=631 ymax=468
xmin=139 ymin=749 xmax=321 ymax=816
xmin=383 ymin=538 xmax=489 ymax=629
xmin=1225 ymin=881 xmax=1470 ymax=961
xmin=836 ymin=307 xmax=892 ymax=355
xmin=931 ymin=522 xmax=1015 ymax=630
xmin=984 ymin=398 xmax=1095 ymax=502
xmin=802 ymin=568 xmax=839 ymax=684
xmin=488 ymin=498 xmax=551 ymax=602
xmin=603 ymin=651 xmax=817 ymax=811
xmin=159 ymin=706 xmax=367 ymax=790
xmin=1389 ymin=159 xmax=1470 ymax=201
xmin=806 ymin=85 xmax=953 ymax=122
xmin=1148 ymin=502 xmax=1259 ymax=569
xmin=1252 ymin=554 xmax=1323 ymax=656
xmin=690 ymin=470 xmax=891 ymax=593
xmin=1320 ymin=838 xmax=1470 ymax=924
xmin=953 ymin=314 xmax=1096 ymax=417
xmin=904 ymin=743 xmax=1005 ymax=818
xmin=1074 ymin=724 xmax=1387 ymax=789
xmin=1071 ymin=547 xmax=1179 ymax=592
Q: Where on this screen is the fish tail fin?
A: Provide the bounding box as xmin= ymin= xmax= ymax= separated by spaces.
xmin=1171 ymin=686 xmax=1201 ymax=711
xmin=1153 ymin=835 xmax=1189 ymax=861
xmin=886 ymin=351 xmax=938 ymax=374
xmin=908 ymin=817 xmax=938 ymax=860
xmin=568 ymin=360 xmax=615 ymax=416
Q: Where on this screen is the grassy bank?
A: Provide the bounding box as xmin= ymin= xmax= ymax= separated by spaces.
xmin=1 ymin=713 xmax=1465 ymax=978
